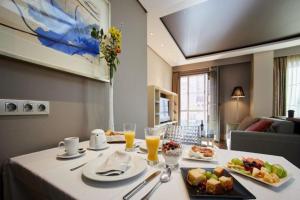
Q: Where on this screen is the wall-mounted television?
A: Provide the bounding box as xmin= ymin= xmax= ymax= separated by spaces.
xmin=159 ymin=97 xmax=171 ymax=123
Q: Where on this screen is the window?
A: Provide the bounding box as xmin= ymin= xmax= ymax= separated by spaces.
xmin=180 ymin=73 xmax=209 ymax=127
xmin=286 ymin=55 xmax=300 ymax=117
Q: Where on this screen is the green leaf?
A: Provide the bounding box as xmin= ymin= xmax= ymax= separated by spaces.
xmin=116 ymin=57 xmax=120 ymax=65
xmin=91 ymin=30 xmax=97 ymax=38
xmin=110 ymin=65 xmax=114 ymax=80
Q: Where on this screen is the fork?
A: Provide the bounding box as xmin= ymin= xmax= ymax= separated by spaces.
xmin=98 ymin=170 xmax=125 ymax=176
xmin=97 ymin=169 xmax=125 ymax=174
xmin=70 ymin=153 xmax=103 ymax=171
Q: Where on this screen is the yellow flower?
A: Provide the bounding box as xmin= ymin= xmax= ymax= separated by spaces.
xmin=109 ymin=26 xmax=122 ymax=46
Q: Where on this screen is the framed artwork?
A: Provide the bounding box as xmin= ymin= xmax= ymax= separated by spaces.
xmin=0 ymin=0 xmax=110 ymax=82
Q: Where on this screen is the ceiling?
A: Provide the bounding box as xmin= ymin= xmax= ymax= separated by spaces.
xmin=139 ymin=0 xmax=300 ymax=66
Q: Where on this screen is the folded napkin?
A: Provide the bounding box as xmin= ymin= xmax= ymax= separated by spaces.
xmin=96 ymin=151 xmax=131 ymax=174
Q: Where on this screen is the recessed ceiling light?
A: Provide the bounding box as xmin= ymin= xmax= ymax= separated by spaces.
xmin=150 ymin=32 xmax=154 ymax=36
xmin=160 ymin=44 xmax=164 ymax=47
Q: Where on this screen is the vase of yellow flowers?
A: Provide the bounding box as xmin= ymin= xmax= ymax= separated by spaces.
xmin=91 ymin=26 xmax=122 ymax=130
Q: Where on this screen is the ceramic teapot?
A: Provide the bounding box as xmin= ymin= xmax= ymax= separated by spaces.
xmin=89 ymin=129 xmax=107 ymax=149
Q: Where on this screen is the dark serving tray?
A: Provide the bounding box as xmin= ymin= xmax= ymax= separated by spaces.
xmin=180 ymin=168 xmax=256 ymax=200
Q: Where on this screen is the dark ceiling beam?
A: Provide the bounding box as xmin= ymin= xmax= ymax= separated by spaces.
xmin=137 ymin=0 xmax=147 ymax=13
xmin=184 ymin=34 xmax=300 ymax=59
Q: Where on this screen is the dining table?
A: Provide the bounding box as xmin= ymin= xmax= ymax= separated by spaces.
xmin=3 ymin=139 xmax=300 ymax=200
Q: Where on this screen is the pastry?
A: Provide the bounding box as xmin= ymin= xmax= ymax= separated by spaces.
xmin=105 ymin=130 xmax=122 ymax=136
xmin=206 ymin=178 xmax=224 ymax=194
xmin=190 ymin=146 xmax=214 ymax=158
xmin=213 ymin=167 xmax=224 ymax=177
xmin=187 ymin=168 xmax=207 ymax=186
xmin=219 ymin=176 xmax=233 ymax=191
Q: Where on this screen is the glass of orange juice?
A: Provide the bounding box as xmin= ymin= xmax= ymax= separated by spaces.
xmin=123 ymin=123 xmax=136 ymax=152
xmin=145 ymin=127 xmax=161 ymax=166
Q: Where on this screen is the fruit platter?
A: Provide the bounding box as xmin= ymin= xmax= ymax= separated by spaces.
xmin=227 ymin=157 xmax=291 ymax=187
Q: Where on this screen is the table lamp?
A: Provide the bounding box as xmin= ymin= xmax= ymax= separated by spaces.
xmin=231 ymin=86 xmax=245 ymax=122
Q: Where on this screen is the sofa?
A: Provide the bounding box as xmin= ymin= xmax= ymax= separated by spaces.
xmin=229 ymin=117 xmax=300 ymax=168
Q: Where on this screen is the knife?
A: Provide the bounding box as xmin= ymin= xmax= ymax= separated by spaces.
xmin=123 ymin=171 xmax=161 ymax=200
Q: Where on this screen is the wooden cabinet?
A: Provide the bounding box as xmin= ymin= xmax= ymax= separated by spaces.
xmin=147 ymin=85 xmax=178 ymax=127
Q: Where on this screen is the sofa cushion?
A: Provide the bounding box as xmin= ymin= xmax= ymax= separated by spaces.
xmin=245 ymin=119 xmax=273 ymax=132
xmin=262 ymin=117 xmax=295 ymax=134
xmin=270 ymin=121 xmax=295 ymax=134
xmin=238 ymin=116 xmax=259 ymax=130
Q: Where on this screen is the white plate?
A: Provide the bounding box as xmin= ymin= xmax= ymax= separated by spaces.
xmin=226 ymin=167 xmax=292 ymax=187
xmin=182 ymin=149 xmax=217 ymax=162
xmin=88 ymin=144 xmax=110 ymax=151
xmin=139 ymin=142 xmax=162 ymax=152
xmin=57 ymin=151 xmax=86 ymax=159
xmin=82 ymin=155 xmax=147 ymax=182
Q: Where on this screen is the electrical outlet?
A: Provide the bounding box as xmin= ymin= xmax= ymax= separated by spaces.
xmin=5 ymin=102 xmax=18 ymax=112
xmin=23 ymin=103 xmax=33 ymax=112
xmin=36 ymin=102 xmax=49 ymax=113
xmin=0 ymin=99 xmax=50 ymax=115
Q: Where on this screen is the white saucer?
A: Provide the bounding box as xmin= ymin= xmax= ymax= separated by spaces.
xmin=57 ymin=150 xmax=86 ymax=159
xmin=87 ymin=144 xmax=110 ymax=151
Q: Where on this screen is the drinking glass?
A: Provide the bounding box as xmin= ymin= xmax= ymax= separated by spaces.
xmin=123 ymin=123 xmax=136 ymax=152
xmin=145 ymin=127 xmax=160 ymax=166
xmin=162 ymin=126 xmax=182 ymax=169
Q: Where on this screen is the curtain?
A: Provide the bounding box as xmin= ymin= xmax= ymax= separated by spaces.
xmin=273 ymin=57 xmax=287 ymax=116
xmin=286 ymin=55 xmax=300 ymax=117
xmin=172 ymin=72 xmax=180 ymax=94
xmin=208 ymin=67 xmax=220 ymax=142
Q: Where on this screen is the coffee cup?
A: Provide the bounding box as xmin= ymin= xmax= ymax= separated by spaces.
xmin=58 ymin=137 xmax=79 ymax=155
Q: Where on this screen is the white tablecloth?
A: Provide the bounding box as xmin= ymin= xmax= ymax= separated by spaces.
xmin=4 ymin=140 xmax=300 ymax=200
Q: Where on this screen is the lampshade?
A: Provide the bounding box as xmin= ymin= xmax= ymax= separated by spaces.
xmin=231 ymin=86 xmax=245 ymax=98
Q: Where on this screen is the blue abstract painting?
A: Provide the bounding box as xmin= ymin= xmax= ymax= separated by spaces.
xmin=0 ymin=0 xmax=109 ymax=64
xmin=27 ymin=0 xmax=99 ymax=56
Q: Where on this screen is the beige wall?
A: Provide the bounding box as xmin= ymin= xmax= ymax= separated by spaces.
xmin=147 ymin=47 xmax=172 ymax=91
xmin=0 ymin=0 xmax=146 ymax=165
xmin=0 ymin=56 xmax=109 ymax=164
xmin=112 ymin=0 xmax=147 ymax=137
xmin=251 ymin=51 xmax=274 ymax=117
